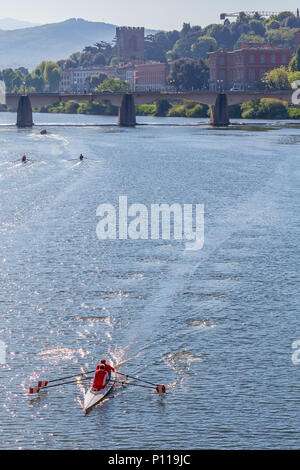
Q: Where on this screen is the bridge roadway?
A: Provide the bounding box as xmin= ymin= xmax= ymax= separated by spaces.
xmin=5 ymin=90 xmax=294 ymax=127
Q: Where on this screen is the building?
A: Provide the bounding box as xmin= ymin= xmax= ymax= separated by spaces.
xmin=59 ymin=66 xmax=116 ymax=93
xmin=209 ymin=44 xmax=291 ymax=91
xmin=116 ymin=62 xmax=169 ymax=91
xmin=117 ymin=63 xmax=136 ymax=90
xmin=133 ymin=62 xmax=168 ymax=91
xmin=295 ymin=30 xmax=300 ymax=49
xmin=116 ymin=27 xmax=145 ymax=64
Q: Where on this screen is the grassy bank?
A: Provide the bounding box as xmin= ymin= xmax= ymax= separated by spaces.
xmin=29 ymin=98 xmax=300 ymax=120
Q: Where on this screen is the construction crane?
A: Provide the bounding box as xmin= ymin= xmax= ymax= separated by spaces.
xmin=220 ymin=10 xmax=299 ymax=20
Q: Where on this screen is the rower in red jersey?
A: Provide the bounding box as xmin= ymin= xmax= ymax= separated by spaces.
xmin=92 ymin=365 xmax=108 ymax=391
xmin=100 ymin=359 xmax=115 ymax=380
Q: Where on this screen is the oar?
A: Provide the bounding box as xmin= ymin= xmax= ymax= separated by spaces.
xmin=38 ymin=369 xmax=95 ymax=386
xmin=29 ymin=376 xmax=93 ymax=394
xmin=112 ymin=380 xmax=160 ymax=391
xmin=115 ymin=371 xmax=166 ymax=392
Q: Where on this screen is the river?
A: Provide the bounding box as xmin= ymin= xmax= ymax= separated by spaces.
xmin=0 ymin=112 xmax=299 ymax=449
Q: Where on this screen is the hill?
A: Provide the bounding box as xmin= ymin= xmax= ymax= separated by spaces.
xmin=0 ymin=18 xmax=156 ymax=70
xmin=0 ymin=18 xmax=41 ymax=30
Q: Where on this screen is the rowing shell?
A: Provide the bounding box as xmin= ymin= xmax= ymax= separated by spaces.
xmin=83 ymin=371 xmax=116 ymax=414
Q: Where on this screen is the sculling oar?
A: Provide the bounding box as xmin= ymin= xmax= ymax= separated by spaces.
xmin=29 ymin=376 xmax=93 ymax=394
xmin=112 ymin=380 xmax=166 ymax=393
xmin=115 ymin=372 xmax=166 ymax=393
xmin=37 ymin=369 xmax=95 ymax=387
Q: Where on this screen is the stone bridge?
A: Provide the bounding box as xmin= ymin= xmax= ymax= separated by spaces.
xmin=5 ymin=90 xmax=294 ymax=128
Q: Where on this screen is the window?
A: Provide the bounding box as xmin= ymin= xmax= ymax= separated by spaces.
xmin=249 ymin=69 xmax=255 ymax=81
xmin=271 ymin=54 xmax=276 ymax=64
xmin=260 ymin=69 xmax=265 ymax=78
xmin=260 ymin=54 xmax=265 ymax=64
xmin=250 ymin=54 xmax=255 ymax=64
xmin=282 ymin=54 xmax=287 ymax=63
xmin=220 ymin=56 xmax=225 ymax=65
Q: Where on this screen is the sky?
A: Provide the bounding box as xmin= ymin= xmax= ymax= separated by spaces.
xmin=2 ymin=0 xmax=300 ymax=30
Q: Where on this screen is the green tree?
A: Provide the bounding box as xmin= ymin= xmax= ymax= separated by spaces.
xmin=168 ymin=58 xmax=209 ymax=90
xmin=266 ymin=19 xmax=280 ymax=30
xmin=191 ymin=36 xmax=217 ymax=58
xmin=92 ymin=53 xmax=106 ymax=65
xmin=155 ymin=99 xmax=172 ymax=116
xmin=287 ymin=70 xmax=300 ymax=85
xmin=272 ymin=12 xmax=294 ymax=23
xmin=181 ymin=23 xmax=192 ymax=36
xmin=235 ymin=33 xmax=265 ymax=49
xmin=289 ymin=46 xmax=300 ymax=71
xmin=145 ymin=31 xmax=180 ymax=62
xmin=64 ymin=101 xmax=80 ymax=114
xmin=206 ymin=24 xmax=233 ymax=49
xmin=266 ymin=28 xmax=297 ymax=48
xmin=44 ymin=62 xmax=61 ymax=92
xmin=86 ymin=73 xmax=108 ymax=91
xmin=262 ymin=66 xmax=291 ymax=89
xmin=2 ymin=68 xmax=23 ymax=92
xmin=27 ymin=74 xmax=45 ymax=92
xmin=94 ymin=78 xmax=130 ymax=93
xmin=169 ymin=29 xmax=204 ymax=60
xmin=249 ymin=19 xmax=266 ymax=36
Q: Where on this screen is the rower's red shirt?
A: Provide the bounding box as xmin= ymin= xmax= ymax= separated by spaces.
xmin=97 ymin=363 xmax=115 ymax=373
xmin=93 ymin=369 xmax=108 ymax=390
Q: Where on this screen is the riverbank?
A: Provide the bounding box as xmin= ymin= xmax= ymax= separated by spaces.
xmin=30 ymin=98 xmax=300 ymax=120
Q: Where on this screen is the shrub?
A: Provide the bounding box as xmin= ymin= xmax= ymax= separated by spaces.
xmin=241 ymin=98 xmax=288 ymax=119
xmin=185 ymin=104 xmax=208 ymax=117
xmin=136 ymin=104 xmax=156 ymax=116
xmin=287 ymin=107 xmax=300 ymax=119
xmin=167 ymin=105 xmax=186 ymax=117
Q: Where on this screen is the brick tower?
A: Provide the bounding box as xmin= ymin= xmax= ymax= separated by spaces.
xmin=116 ymin=27 xmax=145 ymax=64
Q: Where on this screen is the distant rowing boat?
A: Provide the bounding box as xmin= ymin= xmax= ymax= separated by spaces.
xmin=83 ymin=370 xmax=116 ymax=415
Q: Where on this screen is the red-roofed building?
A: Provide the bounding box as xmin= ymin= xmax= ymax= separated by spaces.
xmin=209 ymin=44 xmax=291 ymax=91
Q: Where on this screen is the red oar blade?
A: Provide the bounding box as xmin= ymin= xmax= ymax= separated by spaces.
xmin=38 ymin=381 xmax=48 ymax=388
xmin=29 ymin=387 xmax=41 ymax=394
xmin=156 ymin=385 xmax=166 ymax=394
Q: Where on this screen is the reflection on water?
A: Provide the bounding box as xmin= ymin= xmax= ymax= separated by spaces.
xmin=0 ymin=113 xmax=300 ymax=449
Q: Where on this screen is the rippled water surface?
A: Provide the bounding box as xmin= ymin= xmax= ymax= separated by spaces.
xmin=0 ymin=112 xmax=299 ymax=449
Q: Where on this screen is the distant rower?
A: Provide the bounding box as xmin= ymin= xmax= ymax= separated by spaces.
xmin=79 ymin=154 xmax=84 ymax=161
xmin=21 ymin=155 xmax=27 ymax=163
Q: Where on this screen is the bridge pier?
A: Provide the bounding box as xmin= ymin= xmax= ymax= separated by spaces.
xmin=17 ymin=95 xmax=33 ymax=128
xmin=118 ymin=94 xmax=136 ymax=127
xmin=210 ymin=93 xmax=230 ymax=127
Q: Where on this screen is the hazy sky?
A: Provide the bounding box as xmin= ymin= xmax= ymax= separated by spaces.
xmin=3 ymin=0 xmax=300 ymax=30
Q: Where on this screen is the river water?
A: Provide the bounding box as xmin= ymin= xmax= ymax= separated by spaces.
xmin=0 ymin=112 xmax=299 ymax=449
